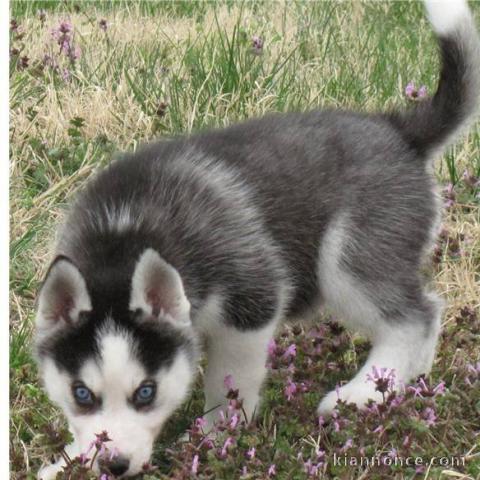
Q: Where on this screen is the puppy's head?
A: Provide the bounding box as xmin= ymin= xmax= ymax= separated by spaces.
xmin=34 ymin=248 xmax=197 ymax=477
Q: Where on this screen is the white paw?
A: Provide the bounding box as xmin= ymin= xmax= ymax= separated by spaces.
xmin=317 ymin=381 xmax=384 ymax=415
xmin=37 ymin=460 xmax=65 ymax=480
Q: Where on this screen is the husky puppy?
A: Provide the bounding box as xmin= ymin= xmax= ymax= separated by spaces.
xmin=35 ymin=1 xmax=479 ymax=478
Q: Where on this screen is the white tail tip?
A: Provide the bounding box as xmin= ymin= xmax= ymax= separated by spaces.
xmin=425 ymin=0 xmax=470 ymax=35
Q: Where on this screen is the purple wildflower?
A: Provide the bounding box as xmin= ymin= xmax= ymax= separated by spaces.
xmin=341 ymin=438 xmax=353 ymax=453
xmin=467 ymin=361 xmax=480 ymax=376
xmin=252 ymin=35 xmax=264 ymax=55
xmin=224 ymin=374 xmax=234 ymax=391
xmin=422 ymin=407 xmax=437 ymax=426
xmin=417 ymin=85 xmax=427 ymax=98
xmin=433 ymin=380 xmax=446 ymax=396
xmin=373 ymin=425 xmax=385 ymax=435
xmin=462 ymin=169 xmax=479 ymax=189
xmin=390 ymin=393 xmax=405 ymax=408
xmin=195 ymin=417 xmax=208 ymax=430
xmin=283 ymin=343 xmax=297 ymax=359
xmin=59 ymin=21 xmax=72 ymax=33
xmin=284 ymin=377 xmax=297 ymax=401
xmin=267 ymin=338 xmax=277 ymax=356
xmin=405 ymin=81 xmax=428 ymax=100
xmin=268 ymin=464 xmax=276 ymax=476
xmin=331 ymin=410 xmax=341 ymax=432
xmin=229 ymin=413 xmax=239 ymax=429
xmin=335 ymin=383 xmax=341 ymax=399
xmin=443 ymin=183 xmax=456 ymax=208
xmin=405 ymin=81 xmax=415 ymax=98
xmin=408 ymin=384 xmax=423 ymax=398
xmin=365 ymin=366 xmax=396 ymax=394
xmin=220 ymin=437 xmax=234 ymax=458
xmin=304 ymin=458 xmax=322 ymax=476
xmin=246 ymin=447 xmax=256 ymax=459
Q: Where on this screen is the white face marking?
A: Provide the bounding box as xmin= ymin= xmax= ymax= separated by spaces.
xmin=104 ymin=204 xmax=137 ymax=233
xmin=40 ymin=331 xmax=194 ymax=477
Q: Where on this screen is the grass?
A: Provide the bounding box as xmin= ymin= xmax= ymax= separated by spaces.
xmin=9 ymin=1 xmax=480 ymax=479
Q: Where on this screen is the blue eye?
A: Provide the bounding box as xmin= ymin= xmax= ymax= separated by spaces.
xmin=134 ymin=383 xmax=156 ymax=406
xmin=73 ymin=385 xmax=94 ymax=406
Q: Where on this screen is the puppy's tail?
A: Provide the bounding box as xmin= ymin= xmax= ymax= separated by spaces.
xmin=390 ymin=0 xmax=480 ymax=156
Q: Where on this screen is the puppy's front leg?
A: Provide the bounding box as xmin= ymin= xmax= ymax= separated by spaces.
xmin=203 ymin=321 xmax=277 ymax=429
xmin=38 ymin=439 xmax=80 ymax=480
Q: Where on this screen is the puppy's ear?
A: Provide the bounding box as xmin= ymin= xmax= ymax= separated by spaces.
xmin=36 ymin=256 xmax=91 ymax=334
xmin=130 ymin=248 xmax=191 ymax=328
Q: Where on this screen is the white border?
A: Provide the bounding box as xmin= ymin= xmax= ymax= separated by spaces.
xmin=4 ymin=1 xmax=12 ymax=478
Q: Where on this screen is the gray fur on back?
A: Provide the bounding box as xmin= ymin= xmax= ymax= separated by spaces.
xmin=57 ymin=109 xmax=436 ymax=330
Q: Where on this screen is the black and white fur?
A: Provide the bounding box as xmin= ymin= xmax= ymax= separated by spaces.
xmin=35 ymin=1 xmax=480 ymax=478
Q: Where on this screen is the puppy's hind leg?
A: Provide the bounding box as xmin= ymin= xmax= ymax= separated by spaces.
xmin=317 ymin=216 xmax=442 ymax=415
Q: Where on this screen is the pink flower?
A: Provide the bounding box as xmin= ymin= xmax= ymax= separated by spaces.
xmin=229 ymin=414 xmax=239 ymax=429
xmin=283 ymin=343 xmax=297 ymax=359
xmin=246 ymin=447 xmax=256 ymax=459
xmin=195 ymin=417 xmax=208 ymax=430
xmin=467 ymin=362 xmax=480 ymax=375
xmin=366 ymin=366 xmax=396 ymax=394
xmin=422 ymin=407 xmax=437 ymax=426
xmin=252 ymin=35 xmax=264 ymax=55
xmin=335 ymin=383 xmax=341 ymax=399
xmin=405 ymin=81 xmax=415 ymax=97
xmin=462 ymin=169 xmax=480 ymax=189
xmin=267 ymin=338 xmax=277 ymax=356
xmin=220 ymin=437 xmax=234 ymax=458
xmin=224 ymin=374 xmax=234 ymax=391
xmin=341 ymin=438 xmax=353 ymax=453
xmin=284 ymin=378 xmax=297 ymax=401
xmin=373 ymin=425 xmax=385 ymax=435
xmin=405 ymin=81 xmax=427 ymax=100
xmin=268 ymin=464 xmax=276 ymax=476
xmin=408 ymin=385 xmax=423 ymax=398
xmin=433 ymin=381 xmax=446 ymax=396
xmin=191 ymin=454 xmax=199 ymax=474
xmin=418 ymin=85 xmax=427 ymax=98
xmin=60 ymin=21 xmax=72 ymax=33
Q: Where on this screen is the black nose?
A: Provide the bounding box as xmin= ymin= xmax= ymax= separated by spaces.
xmin=104 ymin=456 xmax=130 ymax=477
